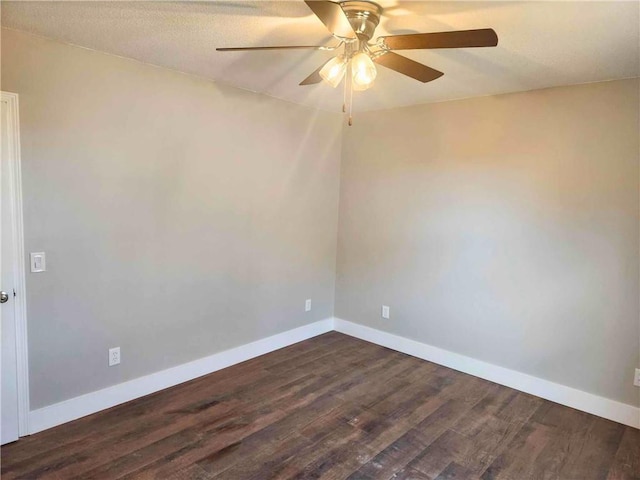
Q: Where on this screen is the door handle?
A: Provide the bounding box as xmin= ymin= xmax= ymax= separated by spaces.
xmin=0 ymin=291 xmax=9 ymax=303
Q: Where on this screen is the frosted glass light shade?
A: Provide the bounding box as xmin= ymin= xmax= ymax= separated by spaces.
xmin=320 ymin=56 xmax=348 ymax=88
xmin=352 ymin=52 xmax=377 ymax=90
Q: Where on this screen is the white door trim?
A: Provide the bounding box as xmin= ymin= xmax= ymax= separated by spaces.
xmin=1 ymin=91 xmax=30 ymax=436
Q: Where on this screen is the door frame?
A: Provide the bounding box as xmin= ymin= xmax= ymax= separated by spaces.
xmin=2 ymin=91 xmax=30 ymax=436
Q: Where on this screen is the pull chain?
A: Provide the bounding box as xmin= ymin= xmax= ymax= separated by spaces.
xmin=342 ymin=70 xmax=347 ymax=113
xmin=346 ymin=62 xmax=353 ymax=126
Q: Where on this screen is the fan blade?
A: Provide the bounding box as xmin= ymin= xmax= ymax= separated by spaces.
xmin=304 ymin=1 xmax=357 ymax=39
xmin=380 ymin=28 xmax=498 ymax=50
xmin=300 ymin=59 xmax=332 ymax=85
xmin=217 ymin=45 xmax=330 ymax=52
xmin=373 ymin=52 xmax=443 ymax=83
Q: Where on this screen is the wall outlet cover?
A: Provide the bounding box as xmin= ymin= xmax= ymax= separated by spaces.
xmin=382 ymin=305 xmax=390 ymax=319
xmin=109 ymin=347 xmax=121 ymax=367
xmin=634 ymin=368 xmax=640 ymax=387
xmin=305 ymin=299 xmax=312 ymax=312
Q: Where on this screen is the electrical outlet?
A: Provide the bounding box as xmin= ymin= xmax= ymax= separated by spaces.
xmin=109 ymin=347 xmax=120 ymax=367
xmin=305 ymin=299 xmax=312 ymax=312
xmin=634 ymin=368 xmax=640 ymax=387
xmin=381 ymin=305 xmax=390 ymax=319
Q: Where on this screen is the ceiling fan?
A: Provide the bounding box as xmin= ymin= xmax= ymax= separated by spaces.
xmin=217 ymin=0 xmax=498 ymax=125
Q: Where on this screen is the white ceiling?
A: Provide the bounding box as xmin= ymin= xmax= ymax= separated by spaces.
xmin=2 ymin=1 xmax=638 ymax=112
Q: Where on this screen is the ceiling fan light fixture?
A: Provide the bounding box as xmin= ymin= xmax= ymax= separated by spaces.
xmin=319 ymin=55 xmax=348 ymax=88
xmin=218 ymin=1 xmax=499 ymax=124
xmin=351 ymin=52 xmax=377 ymax=90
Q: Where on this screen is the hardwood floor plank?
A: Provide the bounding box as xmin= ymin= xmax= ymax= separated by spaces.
xmin=406 ymin=429 xmax=495 ymax=478
xmin=480 ymin=422 xmax=556 ymax=479
xmin=449 ymin=387 xmax=529 ymax=457
xmin=1 ymin=333 xmax=637 ymax=480
xmin=388 ymin=467 xmax=434 ymax=479
xmin=345 ymin=429 xmax=434 ymax=480
xmin=493 ymin=391 xmax=544 ymax=425
xmin=77 ymin=344 xmax=388 ymax=473
xmin=121 ymin=345 xmax=405 ymax=479
xmin=558 ymin=417 xmax=626 ymax=479
xmin=1 ymin=362 xmax=269 ymax=470
xmin=434 ymin=462 xmax=475 ymax=479
xmin=7 ymin=367 xmax=317 ymax=479
xmin=522 ymin=404 xmax=596 ymax=479
xmin=607 ymin=427 xmax=640 ymax=480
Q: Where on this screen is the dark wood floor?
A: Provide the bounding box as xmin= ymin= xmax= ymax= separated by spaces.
xmin=2 ymin=332 xmax=638 ymax=479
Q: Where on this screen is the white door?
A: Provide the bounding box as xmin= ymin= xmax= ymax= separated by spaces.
xmin=1 ymin=95 xmax=20 ymax=445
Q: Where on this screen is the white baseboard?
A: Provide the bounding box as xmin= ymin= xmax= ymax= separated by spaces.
xmin=334 ymin=318 xmax=640 ymax=429
xmin=28 ymin=318 xmax=334 ymax=434
xmin=28 ymin=316 xmax=639 ymax=434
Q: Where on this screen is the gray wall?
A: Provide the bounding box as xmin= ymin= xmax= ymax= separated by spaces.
xmin=3 ymin=27 xmax=639 ymax=411
xmin=336 ymin=79 xmax=640 ymax=407
xmin=1 ymin=28 xmax=342 ymax=409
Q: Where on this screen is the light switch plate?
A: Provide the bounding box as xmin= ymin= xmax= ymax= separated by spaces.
xmin=634 ymin=368 xmax=640 ymax=387
xmin=305 ymin=299 xmax=312 ymax=312
xmin=30 ymin=252 xmax=46 ymax=273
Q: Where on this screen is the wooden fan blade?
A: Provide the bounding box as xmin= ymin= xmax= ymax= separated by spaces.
xmin=299 ymin=59 xmax=332 ymax=85
xmin=217 ymin=45 xmax=329 ymax=52
xmin=373 ymin=52 xmax=444 ymax=83
xmin=304 ymin=1 xmax=357 ymax=39
xmin=380 ymin=28 xmax=498 ymax=50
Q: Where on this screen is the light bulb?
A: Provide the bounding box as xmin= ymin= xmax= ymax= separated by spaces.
xmin=352 ymin=52 xmax=377 ymax=90
xmin=319 ymin=56 xmax=347 ymax=88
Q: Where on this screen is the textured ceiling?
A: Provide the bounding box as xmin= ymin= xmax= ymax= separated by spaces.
xmin=2 ymin=1 xmax=638 ymax=112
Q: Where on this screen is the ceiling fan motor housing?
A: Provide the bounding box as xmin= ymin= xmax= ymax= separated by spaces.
xmin=340 ymin=1 xmax=382 ymax=42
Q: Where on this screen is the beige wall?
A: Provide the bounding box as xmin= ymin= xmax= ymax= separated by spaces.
xmin=336 ymin=79 xmax=640 ymax=406
xmin=1 ymin=28 xmax=343 ymax=409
